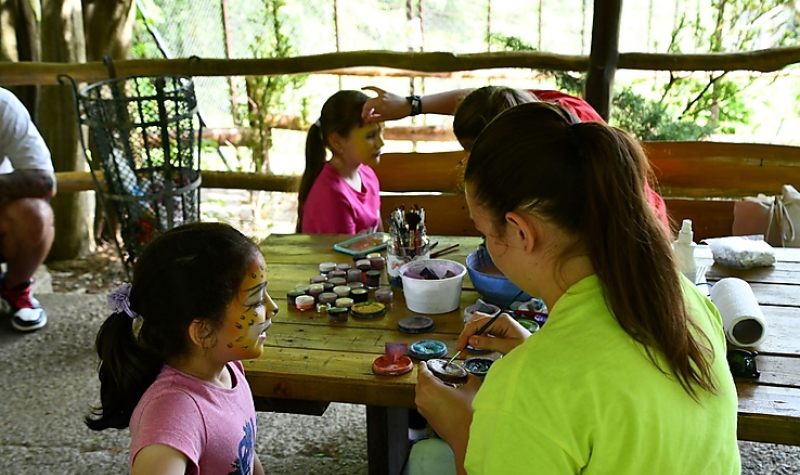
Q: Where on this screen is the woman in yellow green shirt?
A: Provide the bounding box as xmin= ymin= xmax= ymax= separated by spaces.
xmin=412 ymin=102 xmax=740 ymax=474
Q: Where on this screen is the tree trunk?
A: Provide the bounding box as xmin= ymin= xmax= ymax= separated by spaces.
xmin=0 ymin=0 xmax=40 ymax=118
xmin=81 ymin=0 xmax=135 ymax=243
xmin=39 ymin=0 xmax=92 ymax=260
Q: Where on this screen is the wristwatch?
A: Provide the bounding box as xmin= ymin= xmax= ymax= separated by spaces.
xmin=406 ymin=95 xmax=422 ymax=116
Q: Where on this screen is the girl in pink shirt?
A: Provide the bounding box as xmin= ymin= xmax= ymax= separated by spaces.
xmin=298 ymin=90 xmax=384 ymax=234
xmin=85 ymin=223 xmax=278 ymax=475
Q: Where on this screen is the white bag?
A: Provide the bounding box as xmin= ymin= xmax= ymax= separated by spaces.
xmin=733 ymin=184 xmax=800 ymax=248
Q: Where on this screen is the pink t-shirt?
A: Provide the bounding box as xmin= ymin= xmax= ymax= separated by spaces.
xmin=129 ymin=361 xmax=257 ymax=474
xmin=301 ymin=162 xmax=381 ymax=234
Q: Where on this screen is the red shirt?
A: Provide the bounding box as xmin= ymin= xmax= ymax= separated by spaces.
xmin=531 ymin=89 xmax=670 ymax=231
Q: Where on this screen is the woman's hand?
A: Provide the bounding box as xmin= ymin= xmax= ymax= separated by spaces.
xmin=458 ymin=312 xmax=530 ymax=355
xmin=361 ymin=86 xmax=410 ymax=123
xmin=415 ymin=362 xmax=480 ymax=471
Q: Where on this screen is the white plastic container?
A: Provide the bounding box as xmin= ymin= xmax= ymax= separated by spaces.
xmin=673 ymin=219 xmax=697 ymax=282
xmin=399 ymin=259 xmax=466 ymax=314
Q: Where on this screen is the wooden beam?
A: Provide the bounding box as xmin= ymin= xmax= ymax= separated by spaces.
xmin=3 ymin=49 xmax=799 ymax=87
xmin=585 ymin=0 xmax=622 ymax=120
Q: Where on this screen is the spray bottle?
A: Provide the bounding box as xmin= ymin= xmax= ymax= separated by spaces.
xmin=673 ymin=219 xmax=697 ymax=282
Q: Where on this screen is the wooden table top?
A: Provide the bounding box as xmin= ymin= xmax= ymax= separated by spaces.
xmin=245 ymin=234 xmax=800 ymax=446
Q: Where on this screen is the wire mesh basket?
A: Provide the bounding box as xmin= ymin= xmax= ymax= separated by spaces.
xmin=66 ymin=75 xmax=202 ymax=271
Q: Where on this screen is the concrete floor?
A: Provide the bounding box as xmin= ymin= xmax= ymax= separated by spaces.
xmin=0 ymin=290 xmax=797 ymax=474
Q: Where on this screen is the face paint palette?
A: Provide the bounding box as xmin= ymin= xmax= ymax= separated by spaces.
xmin=464 ymin=357 xmax=494 ymax=379
xmin=426 ymin=358 xmax=468 ymax=385
xmin=372 ymin=342 xmax=412 ymax=376
xmin=398 ymin=315 xmax=435 ymax=334
xmin=408 ymin=339 xmax=448 ymax=360
xmin=351 ymin=301 xmax=386 ymax=319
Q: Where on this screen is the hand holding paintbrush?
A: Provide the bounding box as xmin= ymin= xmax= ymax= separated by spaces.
xmin=448 ymin=312 xmax=533 ymax=365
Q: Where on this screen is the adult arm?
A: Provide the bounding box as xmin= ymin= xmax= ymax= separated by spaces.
xmin=0 ymin=169 xmax=56 ymax=199
xmin=415 ymin=362 xmax=481 ymax=475
xmin=131 ymin=444 xmax=189 ymax=475
xmin=361 ymin=87 xmax=474 ymax=123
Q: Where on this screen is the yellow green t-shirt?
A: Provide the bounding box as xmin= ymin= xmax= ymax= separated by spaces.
xmin=465 ymin=275 xmax=740 ymax=474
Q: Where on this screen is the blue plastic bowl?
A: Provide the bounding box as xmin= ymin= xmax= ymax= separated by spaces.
xmin=465 ymin=247 xmax=531 ymax=307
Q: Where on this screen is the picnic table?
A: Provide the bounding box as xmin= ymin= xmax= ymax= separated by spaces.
xmin=246 ymin=233 xmax=800 ymax=475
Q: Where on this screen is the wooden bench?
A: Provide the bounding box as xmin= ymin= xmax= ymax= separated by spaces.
xmin=374 ymin=141 xmax=800 ymax=241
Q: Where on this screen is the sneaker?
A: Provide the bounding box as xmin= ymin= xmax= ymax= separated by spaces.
xmin=2 ymin=281 xmax=47 ymax=331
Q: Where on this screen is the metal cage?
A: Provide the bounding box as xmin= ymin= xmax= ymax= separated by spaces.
xmin=65 ymin=75 xmax=203 ymax=272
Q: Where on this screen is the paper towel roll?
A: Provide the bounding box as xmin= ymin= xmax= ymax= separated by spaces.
xmin=709 ymin=277 xmax=767 ymax=347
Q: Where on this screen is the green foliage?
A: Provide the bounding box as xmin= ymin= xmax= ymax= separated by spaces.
xmin=244 ymin=0 xmax=307 ymax=173
xmin=612 ymin=88 xmax=712 ymax=140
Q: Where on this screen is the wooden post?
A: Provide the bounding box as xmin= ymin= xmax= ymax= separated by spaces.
xmin=585 ymin=0 xmax=622 ymax=120
xmin=39 ymin=0 xmax=92 ymax=260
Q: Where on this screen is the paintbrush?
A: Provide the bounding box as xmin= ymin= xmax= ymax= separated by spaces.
xmin=445 ymin=312 xmax=502 ymax=368
xmin=430 ymin=243 xmax=459 ymax=259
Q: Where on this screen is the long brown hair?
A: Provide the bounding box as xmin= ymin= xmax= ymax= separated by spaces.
xmin=464 ymin=102 xmax=716 ymax=399
xmin=297 ymin=90 xmax=369 ymax=231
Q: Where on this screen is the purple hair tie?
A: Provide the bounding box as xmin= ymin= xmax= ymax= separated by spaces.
xmin=108 ymin=283 xmax=137 ymax=318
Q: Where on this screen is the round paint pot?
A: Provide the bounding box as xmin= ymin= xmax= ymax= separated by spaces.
xmin=350 ymin=288 xmax=369 ymax=303
xmin=333 ymin=285 xmax=351 ymax=297
xmin=348 ymin=282 xmax=365 ymax=290
xmin=295 ymin=295 xmax=316 ymax=311
xmin=329 ymin=277 xmax=347 ymax=287
xmin=517 ymin=319 xmax=540 ymax=333
xmin=464 ymin=357 xmax=494 ymax=379
xmin=372 ymin=354 xmax=413 ymax=376
xmin=408 ymin=339 xmax=448 ymax=361
xmin=309 ymin=275 xmax=327 ymax=284
xmin=369 ymin=256 xmax=386 ymax=271
xmin=308 ymin=283 xmax=324 ymax=298
xmin=426 ymin=358 xmax=468 ymax=385
xmin=355 ymin=259 xmax=372 ymax=272
xmin=346 ymin=269 xmax=363 ymax=283
xmin=398 ymin=315 xmax=434 ymax=334
xmin=374 ymin=287 xmax=394 ymax=304
xmin=328 ymin=306 xmax=349 ymax=323
xmin=319 ymin=262 xmax=337 ymax=274
xmin=336 ymin=263 xmax=352 ymax=272
xmin=335 ymin=297 xmax=354 ymax=309
xmin=318 ymin=292 xmax=338 ymax=305
xmin=329 ymin=270 xmax=347 ymax=280
xmin=294 ymin=284 xmax=310 ymax=293
xmin=366 ymin=252 xmax=382 ymax=259
xmin=322 ymin=282 xmax=335 ymax=292
xmin=286 ymin=290 xmax=306 ymax=307
xmin=365 ymin=270 xmax=382 ymax=289
xmin=351 ymin=301 xmax=386 ymax=319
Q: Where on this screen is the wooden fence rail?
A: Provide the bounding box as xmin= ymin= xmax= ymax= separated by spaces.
xmin=3 ymin=48 xmax=800 ymax=86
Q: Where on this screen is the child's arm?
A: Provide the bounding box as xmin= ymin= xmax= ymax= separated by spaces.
xmin=254 ymin=454 xmax=266 ymax=475
xmin=131 ymin=444 xmax=188 ymax=475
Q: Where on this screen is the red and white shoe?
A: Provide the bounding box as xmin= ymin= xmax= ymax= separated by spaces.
xmin=2 ymin=281 xmax=47 ymax=332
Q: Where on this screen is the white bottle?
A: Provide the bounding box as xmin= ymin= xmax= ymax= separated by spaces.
xmin=673 ymin=219 xmax=697 ymax=282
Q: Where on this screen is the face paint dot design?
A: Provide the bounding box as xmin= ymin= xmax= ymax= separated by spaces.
xmin=220 ymin=256 xmax=274 ymax=360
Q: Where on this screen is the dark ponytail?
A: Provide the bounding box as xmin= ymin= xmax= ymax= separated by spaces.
xmin=85 ymin=222 xmax=259 ymax=430
xmin=465 ymin=102 xmax=716 ymax=400
xmin=298 ymin=122 xmax=327 ymax=231
xmin=297 ymin=90 xmax=369 ymax=232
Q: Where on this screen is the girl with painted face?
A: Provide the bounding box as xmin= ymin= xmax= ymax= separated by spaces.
xmin=298 ymin=90 xmax=384 ymax=234
xmin=410 ymin=102 xmax=740 ymax=474
xmin=86 ymin=222 xmax=276 ymax=475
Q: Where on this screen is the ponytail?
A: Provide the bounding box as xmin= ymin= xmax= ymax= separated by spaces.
xmin=85 ymin=313 xmax=161 ymax=430
xmin=571 ymin=123 xmax=715 ymax=399
xmin=465 ymin=102 xmax=716 ymax=400
xmin=298 ymin=122 xmax=327 ymax=231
